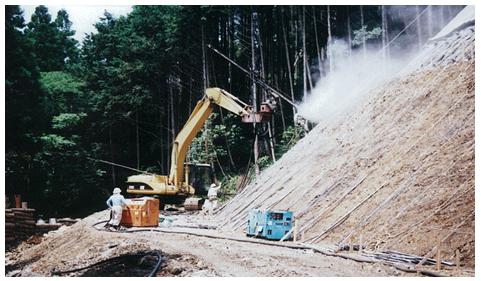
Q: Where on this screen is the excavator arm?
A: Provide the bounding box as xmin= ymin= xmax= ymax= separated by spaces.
xmin=126 ymin=87 xmax=272 ymax=200
xmin=168 ymin=88 xmax=255 ymax=191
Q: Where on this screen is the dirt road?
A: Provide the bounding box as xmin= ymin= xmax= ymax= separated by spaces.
xmin=6 ymin=210 xmax=414 ymax=277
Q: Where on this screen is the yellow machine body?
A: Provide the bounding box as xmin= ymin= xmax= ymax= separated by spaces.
xmin=126 ymin=88 xmax=269 ymax=201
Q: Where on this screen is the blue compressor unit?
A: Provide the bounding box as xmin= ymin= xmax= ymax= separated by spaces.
xmin=246 ymin=209 xmax=293 ymax=240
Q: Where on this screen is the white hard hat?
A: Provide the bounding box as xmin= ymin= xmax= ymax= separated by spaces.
xmin=210 ymin=183 xmax=217 ymax=188
xmin=113 ymin=187 xmax=122 ymax=194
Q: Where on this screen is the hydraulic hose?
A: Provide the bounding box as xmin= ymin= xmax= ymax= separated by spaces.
xmin=51 ymin=251 xmax=162 ymax=277
xmin=148 ymin=253 xmax=163 ymax=277
xmin=90 ymin=220 xmax=448 ymax=277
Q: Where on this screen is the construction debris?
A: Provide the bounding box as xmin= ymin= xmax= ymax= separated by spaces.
xmin=361 ymin=250 xmax=454 ymax=267
xmin=5 ymin=208 xmax=36 ymax=247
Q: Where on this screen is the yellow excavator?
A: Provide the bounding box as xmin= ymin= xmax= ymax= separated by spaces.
xmin=125 ymin=87 xmax=273 ymax=209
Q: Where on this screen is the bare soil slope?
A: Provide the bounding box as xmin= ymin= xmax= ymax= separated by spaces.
xmin=216 ymin=8 xmax=475 ymax=268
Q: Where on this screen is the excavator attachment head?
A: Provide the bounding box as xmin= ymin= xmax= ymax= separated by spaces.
xmin=241 ymin=102 xmax=273 ymax=123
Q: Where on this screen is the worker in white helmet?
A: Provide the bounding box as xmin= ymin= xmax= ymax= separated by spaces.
xmin=203 ymin=183 xmax=221 ymax=214
xmin=105 ymin=187 xmax=128 ymax=231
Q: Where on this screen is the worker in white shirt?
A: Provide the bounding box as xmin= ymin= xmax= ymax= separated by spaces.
xmin=203 ymin=183 xmax=221 ymax=214
xmin=105 ymin=187 xmax=128 ymax=230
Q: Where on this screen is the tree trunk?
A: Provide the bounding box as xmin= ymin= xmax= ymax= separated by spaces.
xmin=251 ymin=9 xmax=260 ymax=176
xmin=274 ymin=76 xmax=286 ymax=132
xmin=281 ymin=9 xmax=296 ymax=122
xmin=136 ymin=111 xmax=140 ymax=170
xmin=312 ymin=6 xmax=322 ymax=75
xmin=219 ymin=108 xmax=236 ymax=170
xmin=159 ymin=96 xmax=164 ymax=174
xmin=427 ymin=5 xmax=433 ymax=38
xmin=381 ymin=5 xmax=390 ymax=62
xmin=201 ymin=19 xmax=215 ymax=174
xmin=293 ymin=7 xmax=299 ymax=86
xmin=415 ymin=5 xmax=423 ymax=50
xmin=228 ymin=11 xmax=233 ymax=93
xmin=268 ymin=121 xmax=276 ymax=162
xmin=439 ymin=6 xmax=445 ymax=28
xmin=258 ymin=17 xmax=276 ymax=163
xmin=327 ymin=5 xmax=334 ymax=71
xmin=302 ymin=6 xmax=307 ymax=100
xmin=166 ymin=85 xmax=170 ymax=171
xmin=360 ymin=5 xmax=366 ymax=59
xmin=188 ymin=72 xmax=193 ymax=115
xmin=109 ymin=124 xmax=116 ymax=188
xmin=347 ymin=6 xmax=352 ymax=57
xmin=201 ymin=23 xmax=208 ymax=90
xmin=306 ymin=57 xmax=313 ymax=90
xmin=169 ymin=83 xmax=175 ymax=174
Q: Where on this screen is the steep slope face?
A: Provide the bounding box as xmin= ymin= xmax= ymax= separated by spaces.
xmin=216 ymin=7 xmax=474 ymax=267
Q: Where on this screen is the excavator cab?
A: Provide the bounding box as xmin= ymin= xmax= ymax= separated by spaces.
xmin=186 ymin=163 xmax=214 ymax=196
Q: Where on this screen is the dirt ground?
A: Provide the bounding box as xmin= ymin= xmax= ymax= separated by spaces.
xmin=5 ymin=210 xmax=423 ymax=277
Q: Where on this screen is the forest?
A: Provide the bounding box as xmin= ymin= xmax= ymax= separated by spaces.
xmin=5 ymin=5 xmax=465 ymax=217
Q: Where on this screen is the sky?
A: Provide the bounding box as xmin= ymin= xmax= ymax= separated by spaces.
xmin=20 ymin=5 xmax=133 ymax=43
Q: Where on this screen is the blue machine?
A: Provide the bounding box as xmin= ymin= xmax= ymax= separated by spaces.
xmin=246 ymin=209 xmax=293 ymax=240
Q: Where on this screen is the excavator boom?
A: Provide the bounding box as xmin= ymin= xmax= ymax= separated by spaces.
xmin=169 ymin=88 xmax=253 ymax=191
xmin=126 ymin=87 xmax=272 ymax=202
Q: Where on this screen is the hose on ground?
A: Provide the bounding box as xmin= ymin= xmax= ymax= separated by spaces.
xmin=148 ymin=252 xmax=163 ymax=277
xmin=92 ymin=219 xmax=109 ymax=227
xmin=51 ymin=251 xmax=162 ymax=277
xmin=90 ymin=220 xmax=448 ymax=277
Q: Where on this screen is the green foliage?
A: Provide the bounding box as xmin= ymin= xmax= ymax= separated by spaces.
xmin=40 ymin=71 xmax=86 ymax=115
xmin=275 ymin=125 xmax=306 ymax=158
xmin=25 ymin=6 xmax=79 ymax=71
xmin=187 ymin=114 xmax=216 ymax=164
xmin=52 ymin=113 xmax=87 ymax=129
xmin=5 ymin=5 xmax=46 ymax=205
xmin=39 ymin=134 xmax=76 ymax=149
xmin=40 ymin=71 xmax=84 ymax=96
xmin=187 ymin=112 xmax=245 ymax=172
xmin=351 ymin=26 xmax=382 ymax=47
xmin=218 ymin=174 xmax=239 ymax=203
xmin=5 ymin=6 xmax=44 ymax=142
xmin=33 ymin=134 xmax=101 ymax=215
xmin=258 ymin=156 xmax=273 ymax=171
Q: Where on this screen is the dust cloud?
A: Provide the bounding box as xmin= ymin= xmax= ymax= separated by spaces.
xmin=297 ymin=5 xmax=459 ymax=125
xmin=297 ymin=40 xmax=408 ymax=124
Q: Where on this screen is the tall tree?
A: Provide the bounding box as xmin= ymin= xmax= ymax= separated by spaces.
xmin=360 ymin=5 xmax=366 ymax=58
xmin=281 ymin=8 xmax=297 ymax=122
xmin=346 ymin=6 xmax=352 ymax=57
xmin=302 ymin=6 xmax=307 ymax=100
xmin=327 ymin=6 xmax=333 ymax=71
xmin=5 ymin=5 xmax=45 ymax=202
xmin=381 ymin=5 xmax=390 ymax=61
xmin=25 ymin=6 xmax=77 ymax=71
xmin=415 ymin=5 xmax=423 ymax=50
xmin=55 ymin=9 xmax=79 ymax=65
xmin=251 ymin=9 xmax=260 ymax=176
xmin=312 ymin=6 xmax=322 ymax=73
